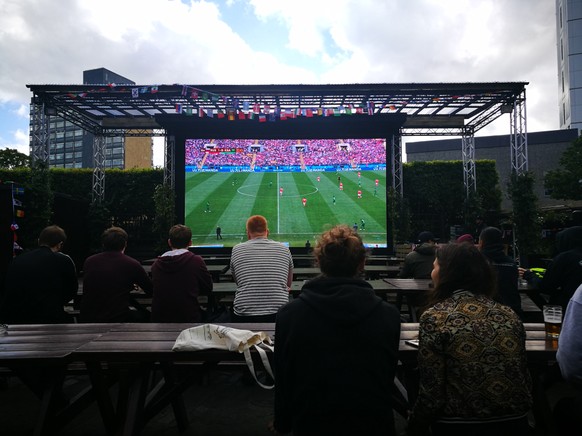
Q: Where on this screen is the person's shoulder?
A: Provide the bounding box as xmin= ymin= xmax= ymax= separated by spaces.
xmin=55 ymin=251 xmax=76 ymax=265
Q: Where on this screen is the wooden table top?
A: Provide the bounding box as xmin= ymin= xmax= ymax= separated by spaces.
xmin=0 ymin=322 xmax=557 ymax=366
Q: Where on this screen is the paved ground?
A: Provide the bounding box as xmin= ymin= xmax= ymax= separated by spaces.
xmin=0 ymin=368 xmax=408 ymax=436
xmin=0 ymin=365 xmax=579 ymax=436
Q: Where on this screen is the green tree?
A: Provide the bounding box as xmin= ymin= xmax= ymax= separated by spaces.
xmin=0 ymin=148 xmax=30 ymax=169
xmin=544 ymin=135 xmax=582 ymax=200
xmin=507 ymin=171 xmax=540 ymax=262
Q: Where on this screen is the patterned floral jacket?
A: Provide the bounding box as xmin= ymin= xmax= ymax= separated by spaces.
xmin=409 ymin=290 xmax=532 ymax=430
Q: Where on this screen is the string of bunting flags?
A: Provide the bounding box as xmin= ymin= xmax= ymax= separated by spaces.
xmin=58 ymin=83 xmax=478 ymax=121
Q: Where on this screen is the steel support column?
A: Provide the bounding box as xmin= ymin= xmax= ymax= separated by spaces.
xmin=462 ymin=128 xmax=477 ymax=197
xmin=510 ymin=89 xmax=528 ymax=175
xmin=92 ymin=135 xmax=106 ymax=203
xmin=391 ymin=133 xmax=403 ymax=196
xmin=164 ymin=134 xmax=175 ymax=189
xmin=30 ymin=99 xmax=50 ymax=164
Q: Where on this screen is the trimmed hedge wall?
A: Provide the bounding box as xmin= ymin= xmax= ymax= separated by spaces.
xmin=402 ymin=160 xmax=502 ymax=242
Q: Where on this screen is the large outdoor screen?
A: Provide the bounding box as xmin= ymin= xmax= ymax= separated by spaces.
xmin=183 ymin=138 xmax=387 ymax=248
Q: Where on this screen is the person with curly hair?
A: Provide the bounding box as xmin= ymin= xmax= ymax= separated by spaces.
xmin=271 ymin=224 xmax=401 ymax=436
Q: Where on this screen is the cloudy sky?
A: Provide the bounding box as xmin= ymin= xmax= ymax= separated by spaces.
xmin=0 ymin=0 xmax=558 ymax=166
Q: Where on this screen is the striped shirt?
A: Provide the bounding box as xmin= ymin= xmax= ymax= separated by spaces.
xmin=230 ymin=238 xmax=293 ymax=316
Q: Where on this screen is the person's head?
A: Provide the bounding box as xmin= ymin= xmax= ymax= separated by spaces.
xmin=456 ymin=233 xmax=475 ymax=244
xmin=429 ymin=243 xmax=496 ymax=305
xmin=101 ymin=226 xmax=128 ymax=252
xmin=246 ymin=215 xmax=268 ymax=239
xmin=313 ymin=224 xmax=366 ymax=278
xmin=38 ymin=225 xmax=67 ymax=251
xmin=417 ymin=231 xmax=436 ymax=245
xmin=478 ymin=226 xmax=503 ymax=249
xmin=168 ymin=224 xmax=192 ymax=249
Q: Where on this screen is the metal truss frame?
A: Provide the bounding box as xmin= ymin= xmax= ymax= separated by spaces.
xmin=164 ymin=135 xmax=175 ymax=189
xmin=510 ymin=89 xmax=528 ymax=175
xmin=27 ymin=82 xmax=528 ymax=201
xmin=462 ymin=128 xmax=477 ymax=196
xmin=30 ymin=100 xmax=50 ymax=163
xmin=390 ymin=133 xmax=403 ymax=196
xmin=92 ymin=135 xmax=106 ymax=203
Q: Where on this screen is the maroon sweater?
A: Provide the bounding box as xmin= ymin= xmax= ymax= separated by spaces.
xmin=151 ymin=251 xmax=213 ymax=322
xmin=81 ymin=251 xmax=152 ymax=322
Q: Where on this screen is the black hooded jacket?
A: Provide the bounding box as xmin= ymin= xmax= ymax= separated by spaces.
xmin=273 ymin=276 xmax=401 ymax=436
xmin=526 ymin=226 xmax=582 ymax=310
xmin=481 ymin=243 xmax=522 ymax=318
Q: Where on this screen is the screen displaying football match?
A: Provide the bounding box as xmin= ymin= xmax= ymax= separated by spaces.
xmin=184 ymin=138 xmax=387 ymax=248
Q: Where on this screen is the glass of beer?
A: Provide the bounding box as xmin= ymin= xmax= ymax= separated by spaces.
xmin=543 ymin=305 xmax=562 ymax=338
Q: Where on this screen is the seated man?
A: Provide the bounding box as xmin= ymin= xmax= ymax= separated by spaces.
xmin=80 ymin=226 xmax=152 ymax=323
xmin=521 ymin=226 xmax=582 ymax=311
xmin=151 ymin=224 xmax=213 ymax=322
xmin=478 ymin=226 xmax=523 ymax=319
xmin=0 ymin=225 xmax=78 ymax=324
xmin=399 ymin=231 xmax=437 ymax=279
xmin=230 ymin=215 xmax=293 ymax=322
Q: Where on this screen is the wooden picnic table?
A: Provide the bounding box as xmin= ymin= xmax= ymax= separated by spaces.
xmin=0 ymin=322 xmax=558 ymax=436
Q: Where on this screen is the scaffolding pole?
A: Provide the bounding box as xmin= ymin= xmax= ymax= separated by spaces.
xmin=30 ymin=99 xmax=50 ymax=164
xmin=462 ymin=128 xmax=477 ymax=197
xmin=391 ymin=133 xmax=403 ymax=196
xmin=92 ymin=135 xmax=106 ymax=203
xmin=164 ymin=134 xmax=175 ymax=189
xmin=510 ymin=89 xmax=528 ymax=175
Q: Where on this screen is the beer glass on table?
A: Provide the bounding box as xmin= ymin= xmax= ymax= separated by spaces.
xmin=543 ymin=305 xmax=562 ymax=338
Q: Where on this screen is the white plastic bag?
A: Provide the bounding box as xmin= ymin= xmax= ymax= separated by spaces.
xmin=173 ymin=324 xmax=274 ymax=389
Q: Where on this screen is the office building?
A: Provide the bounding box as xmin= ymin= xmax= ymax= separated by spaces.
xmin=557 ymin=0 xmax=582 ymax=131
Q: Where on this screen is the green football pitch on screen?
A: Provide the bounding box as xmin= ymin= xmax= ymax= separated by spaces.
xmin=184 ymin=170 xmax=387 ymax=248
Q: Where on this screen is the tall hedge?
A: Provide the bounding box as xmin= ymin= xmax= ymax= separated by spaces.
xmin=401 ymin=160 xmax=501 ymax=242
xmin=0 ymin=168 xmax=163 ymax=258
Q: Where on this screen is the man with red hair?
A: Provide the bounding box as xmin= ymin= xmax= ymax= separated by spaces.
xmin=229 ymin=215 xmax=293 ymax=322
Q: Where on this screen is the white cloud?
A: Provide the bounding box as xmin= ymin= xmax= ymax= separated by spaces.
xmin=0 ymin=129 xmax=29 ymax=155
xmin=0 ymin=0 xmax=561 ymax=159
xmin=12 ymin=104 xmax=29 ymax=118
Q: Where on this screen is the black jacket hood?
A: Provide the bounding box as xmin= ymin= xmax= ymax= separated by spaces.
xmin=298 ymin=276 xmax=384 ymax=327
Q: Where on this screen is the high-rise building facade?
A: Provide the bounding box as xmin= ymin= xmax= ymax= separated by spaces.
xmin=557 ymin=0 xmax=582 ymax=131
xmin=31 ymin=68 xmax=152 ymax=169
